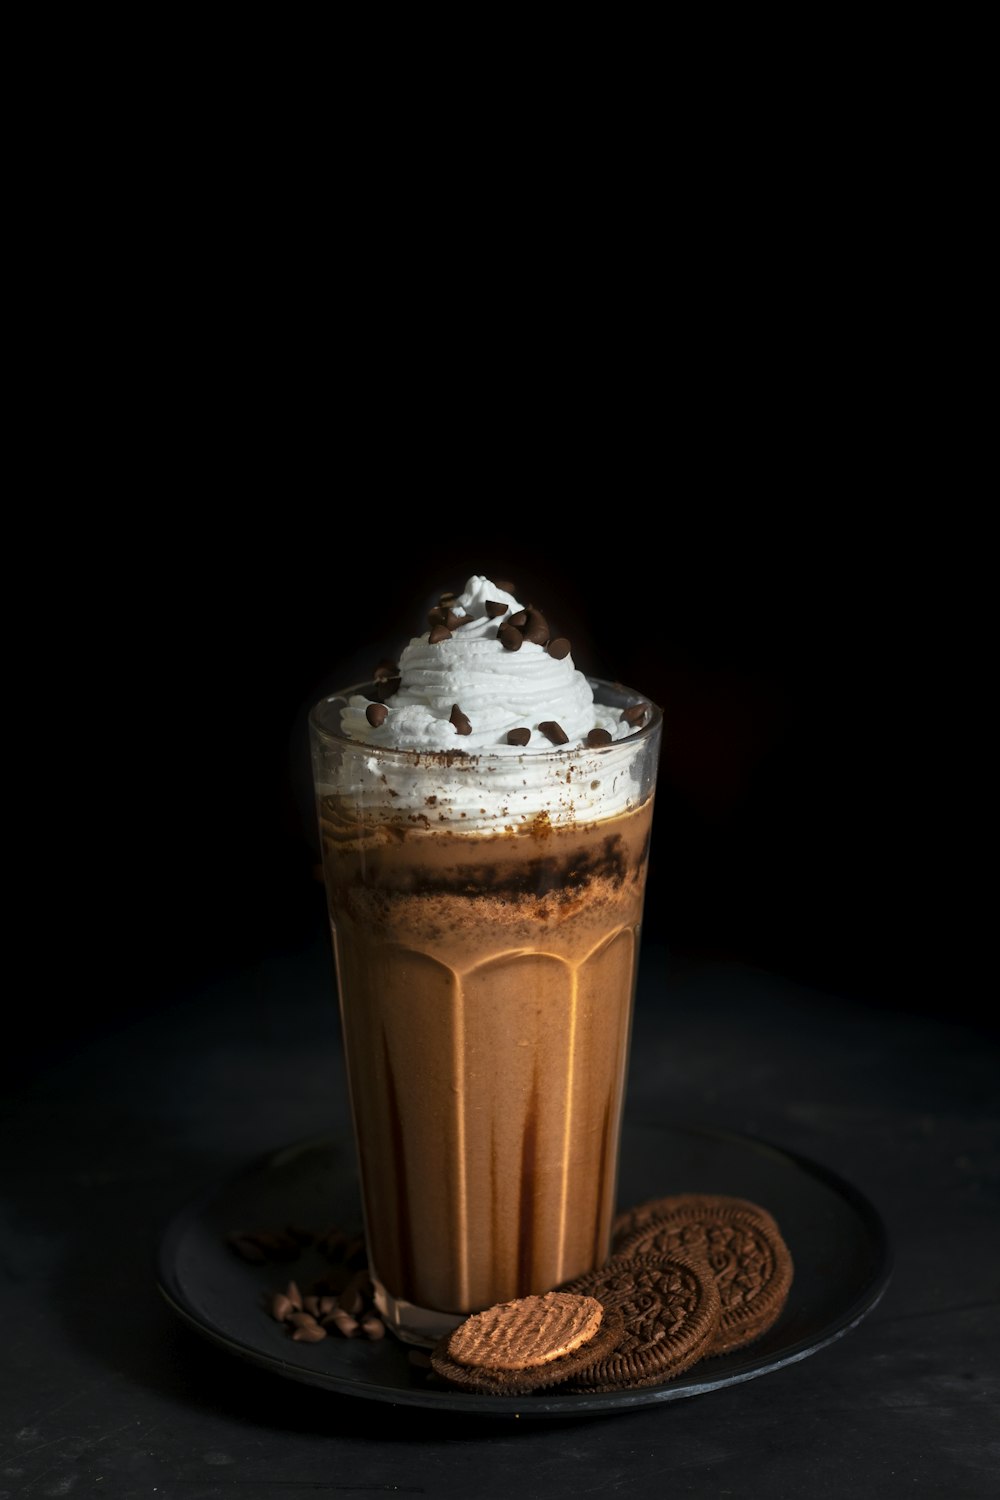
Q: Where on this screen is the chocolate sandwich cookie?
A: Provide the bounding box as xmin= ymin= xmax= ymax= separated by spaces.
xmin=615 ymin=1197 xmax=794 ymax=1355
xmin=430 ymin=1291 xmax=626 ymax=1395
xmin=558 ymin=1254 xmax=721 ymax=1392
xmin=612 ymin=1192 xmax=782 ymax=1252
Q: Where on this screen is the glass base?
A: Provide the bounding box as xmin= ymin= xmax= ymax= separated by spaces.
xmin=373 ymin=1278 xmax=465 ymax=1348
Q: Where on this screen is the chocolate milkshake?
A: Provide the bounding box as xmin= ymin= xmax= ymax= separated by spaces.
xmin=310 ymin=576 xmax=661 ymax=1345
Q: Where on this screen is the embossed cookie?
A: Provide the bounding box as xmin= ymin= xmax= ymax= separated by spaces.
xmin=429 ymin=1291 xmax=625 ymax=1394
xmin=615 ymin=1196 xmax=793 ymax=1354
xmin=558 ymin=1254 xmax=721 ymax=1392
xmin=613 ymin=1192 xmax=782 ymax=1252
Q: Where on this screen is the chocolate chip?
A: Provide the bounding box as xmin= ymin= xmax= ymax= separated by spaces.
xmin=485 ymin=600 xmax=508 ymax=618
xmin=373 ymin=659 xmax=398 ymax=681
xmin=507 ymin=727 xmax=531 ymax=746
xmin=366 ymin=702 xmax=388 ymax=728
xmin=509 ymin=610 xmax=527 ymax=629
xmin=495 ymin=579 xmax=517 ymax=596
xmin=361 ymin=1314 xmax=386 ymax=1340
xmin=428 ymin=625 xmax=452 ymax=644
xmin=432 ymin=607 xmax=469 ymax=631
xmin=329 ymin=1308 xmax=361 ymax=1338
xmin=450 ymin=704 xmax=472 ymax=735
xmin=547 ymin=637 xmax=571 ymax=660
xmin=539 ymin=720 xmax=569 ymax=745
xmin=291 ymin=1321 xmax=327 ymax=1343
xmin=621 ymin=702 xmax=650 ymax=726
xmin=371 ymin=674 xmax=401 ymax=702
xmin=438 ymin=591 xmax=458 ymax=608
xmin=338 ymin=1270 xmax=374 ymax=1316
xmin=499 ymin=624 xmax=523 ymax=651
xmin=522 ymin=607 xmax=550 ymax=646
xmin=586 ymin=727 xmax=613 ymax=747
xmin=287 ymin=1311 xmax=321 ymax=1331
xmin=271 ymin=1292 xmax=295 ymax=1321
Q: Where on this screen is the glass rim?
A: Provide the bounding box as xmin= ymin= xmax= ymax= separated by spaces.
xmin=309 ymin=674 xmax=662 ymax=767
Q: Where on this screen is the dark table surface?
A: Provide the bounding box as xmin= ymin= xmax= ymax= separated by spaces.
xmin=3 ymin=934 xmax=997 ymax=1500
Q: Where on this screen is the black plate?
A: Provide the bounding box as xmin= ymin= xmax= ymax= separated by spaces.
xmin=156 ymin=1122 xmax=892 ymax=1419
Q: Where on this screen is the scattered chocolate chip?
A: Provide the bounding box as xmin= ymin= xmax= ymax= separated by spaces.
xmin=287 ymin=1311 xmax=320 ymax=1330
xmin=236 ymin=1223 xmax=379 ymax=1346
xmin=539 ymin=720 xmax=569 ymax=745
xmin=485 ymin=600 xmax=508 ymax=619
xmin=366 ymin=702 xmax=388 ymax=728
xmin=337 ymin=1270 xmax=374 ymax=1316
xmin=428 ymin=625 xmax=452 ymax=644
xmin=499 ymin=624 xmax=523 ymax=651
xmin=447 ymin=609 xmax=474 ymax=629
xmin=291 ymin=1321 xmax=327 ymax=1343
xmin=509 ymin=610 xmax=527 ymax=629
xmin=495 ymin=579 xmax=517 ymax=596
xmin=329 ymin=1308 xmax=361 ymax=1338
xmin=427 ymin=606 xmax=448 ymax=628
xmin=621 ymin=702 xmax=650 ymax=726
xmin=372 ymin=659 xmax=398 ymax=682
xmin=507 ymin=727 xmax=531 ymax=746
xmin=450 ymin=703 xmax=472 ymax=736
xmin=271 ymin=1292 xmax=294 ymax=1321
xmin=548 ymin=637 xmax=571 ymax=660
xmin=522 ymin=608 xmax=550 ymax=646
xmin=586 ymin=727 xmax=613 ymax=747
xmin=438 ymin=591 xmax=457 ymax=608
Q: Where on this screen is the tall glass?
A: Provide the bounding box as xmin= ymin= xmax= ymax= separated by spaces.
xmin=310 ymin=678 xmax=662 ymax=1346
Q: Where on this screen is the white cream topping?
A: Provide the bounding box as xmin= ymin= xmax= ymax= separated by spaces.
xmin=322 ymin=575 xmax=653 ymax=829
xmin=340 ymin=575 xmax=631 ymax=754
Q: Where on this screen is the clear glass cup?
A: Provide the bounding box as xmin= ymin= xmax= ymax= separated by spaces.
xmin=310 ymin=677 xmax=662 ymax=1346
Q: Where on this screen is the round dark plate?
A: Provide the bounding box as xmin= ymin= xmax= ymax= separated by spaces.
xmin=156 ymin=1122 xmax=892 ymax=1419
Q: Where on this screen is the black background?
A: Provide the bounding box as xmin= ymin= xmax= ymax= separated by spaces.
xmin=2 ymin=79 xmax=991 ymax=1498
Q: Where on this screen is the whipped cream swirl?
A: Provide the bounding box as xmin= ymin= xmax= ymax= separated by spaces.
xmin=340 ymin=575 xmax=631 ymax=753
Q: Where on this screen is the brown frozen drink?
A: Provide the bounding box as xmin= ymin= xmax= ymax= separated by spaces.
xmin=310 ymin=575 xmax=661 ymax=1345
